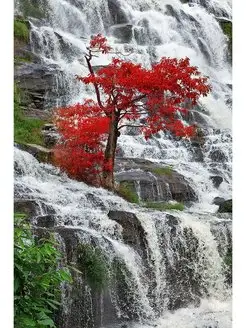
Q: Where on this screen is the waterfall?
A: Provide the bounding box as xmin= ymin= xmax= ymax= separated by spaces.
xmin=14 ymin=146 xmax=232 ymax=327
xmin=14 ymin=0 xmax=232 ymax=327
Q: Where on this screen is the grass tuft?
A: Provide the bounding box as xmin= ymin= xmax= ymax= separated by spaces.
xmin=14 ymin=20 xmax=29 ymax=42
xmin=144 ymin=201 xmax=184 ymax=211
xmin=14 ymin=83 xmax=45 ymax=145
xmin=151 ymin=166 xmax=173 ymax=176
xmin=117 ymin=182 xmax=139 ymax=204
xmin=77 ymin=244 xmax=108 ymax=291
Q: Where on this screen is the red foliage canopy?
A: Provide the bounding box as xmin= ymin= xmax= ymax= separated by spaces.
xmin=54 ymin=34 xmax=211 ymax=186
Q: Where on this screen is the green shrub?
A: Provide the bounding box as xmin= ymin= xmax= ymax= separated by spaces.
xmin=14 ymin=83 xmax=45 ymax=145
xmin=220 ymin=21 xmax=232 ymax=59
xmin=14 ymin=213 xmax=72 ymax=328
xmin=19 ymin=0 xmax=49 ymax=19
xmin=76 ymin=244 xmax=108 ymax=291
xmin=151 ymin=166 xmax=173 ymax=176
xmin=144 ymin=201 xmax=184 ymax=211
xmin=14 ymin=55 xmax=32 ymax=66
xmin=117 ymin=182 xmax=139 ymax=204
xmin=223 ymin=247 xmax=232 ymax=285
xmin=14 ymin=20 xmax=29 ymax=42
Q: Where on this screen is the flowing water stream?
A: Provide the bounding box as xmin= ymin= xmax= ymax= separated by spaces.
xmin=14 ymin=0 xmax=232 ymax=327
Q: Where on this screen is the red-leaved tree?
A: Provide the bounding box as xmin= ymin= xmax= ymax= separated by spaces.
xmin=54 ymin=34 xmax=211 ymax=189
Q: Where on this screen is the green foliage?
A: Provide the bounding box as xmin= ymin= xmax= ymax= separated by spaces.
xmin=117 ymin=182 xmax=139 ymax=204
xmin=220 ymin=21 xmax=232 ymax=59
xmin=151 ymin=166 xmax=173 ymax=176
xmin=14 ymin=83 xmax=45 ymax=145
xmin=14 ymin=20 xmax=29 ymax=42
xmin=77 ymin=244 xmax=108 ymax=291
xmin=14 ymin=213 xmax=72 ymax=328
xmin=144 ymin=201 xmax=184 ymax=211
xmin=223 ymin=247 xmax=232 ymax=285
xmin=19 ymin=0 xmax=49 ymax=19
xmin=14 ymin=55 xmax=32 ymax=66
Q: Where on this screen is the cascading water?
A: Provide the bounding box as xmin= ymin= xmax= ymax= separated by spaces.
xmin=14 ymin=0 xmax=232 ymax=327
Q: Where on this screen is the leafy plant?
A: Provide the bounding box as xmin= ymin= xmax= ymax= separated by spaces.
xmin=53 ymin=34 xmax=211 ymax=189
xmin=14 ymin=55 xmax=32 ymax=66
xmin=14 ymin=20 xmax=29 ymax=42
xmin=76 ymin=244 xmax=108 ymax=291
xmin=144 ymin=201 xmax=184 ymax=211
xmin=14 ymin=213 xmax=72 ymax=328
xmin=117 ymin=182 xmax=139 ymax=204
xmin=219 ymin=21 xmax=232 ymax=60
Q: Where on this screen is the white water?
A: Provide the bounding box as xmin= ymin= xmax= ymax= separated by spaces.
xmin=15 ymin=0 xmax=232 ymax=326
xmin=14 ymin=146 xmax=231 ymax=327
xmin=25 ymin=0 xmax=232 ymax=210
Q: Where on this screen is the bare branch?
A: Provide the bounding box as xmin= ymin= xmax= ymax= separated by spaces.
xmin=118 ymin=124 xmax=146 ymax=130
xmin=84 ymin=51 xmax=104 ymax=110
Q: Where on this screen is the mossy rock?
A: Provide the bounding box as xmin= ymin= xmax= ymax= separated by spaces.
xmin=14 ymin=19 xmax=30 ymax=42
xmin=76 ymin=244 xmax=109 ymax=291
xmin=14 ymin=83 xmax=47 ymax=146
xmin=18 ymin=0 xmax=50 ymax=19
xmin=117 ymin=181 xmax=139 ymax=204
xmin=219 ymin=20 xmax=232 ymax=61
xmin=143 ymin=201 xmax=184 ymax=211
xmin=150 ymin=166 xmax=173 ymax=176
xmin=14 ymin=54 xmax=33 ymax=66
xmin=223 ymin=247 xmax=232 ymax=286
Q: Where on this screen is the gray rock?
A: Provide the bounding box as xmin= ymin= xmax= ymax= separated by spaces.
xmin=210 ymin=176 xmax=223 ymax=188
xmin=218 ymin=199 xmax=232 ymax=213
xmin=213 ymin=197 xmax=225 ymax=206
xmin=209 ymin=149 xmax=227 ymax=162
xmin=108 ymin=211 xmax=148 ymax=259
xmin=14 ymin=63 xmax=62 ymax=110
xmin=14 ymin=199 xmax=40 ymax=217
xmin=115 ymin=158 xmax=197 ymax=202
xmin=108 ymin=0 xmax=128 ymax=24
xmin=133 ymin=19 xmax=162 ymax=46
xmin=35 ymin=215 xmax=56 ymax=228
xmin=111 ymin=24 xmax=133 ymax=43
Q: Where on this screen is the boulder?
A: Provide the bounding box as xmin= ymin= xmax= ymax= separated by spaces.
xmin=218 ymin=199 xmax=232 ymax=213
xmin=209 ymin=149 xmax=227 ymax=162
xmin=35 ymin=215 xmax=56 ymax=228
xmin=111 ymin=24 xmax=133 ymax=43
xmin=210 ymin=176 xmax=223 ymax=188
xmin=14 ymin=198 xmax=40 ymax=217
xmin=115 ymin=158 xmax=197 ymax=203
xmin=213 ymin=197 xmax=225 ymax=206
xmin=108 ymin=211 xmax=148 ymax=259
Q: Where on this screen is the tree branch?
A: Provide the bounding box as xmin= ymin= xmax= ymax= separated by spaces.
xmin=118 ymin=124 xmax=146 ymax=130
xmin=84 ymin=50 xmax=104 ymax=110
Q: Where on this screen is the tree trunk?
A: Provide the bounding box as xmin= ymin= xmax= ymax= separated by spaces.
xmin=102 ymin=117 xmax=119 ymax=190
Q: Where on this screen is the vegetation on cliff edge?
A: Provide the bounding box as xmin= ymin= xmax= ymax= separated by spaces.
xmin=14 ymin=83 xmax=45 ymax=145
xmin=14 ymin=213 xmax=72 ymax=328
